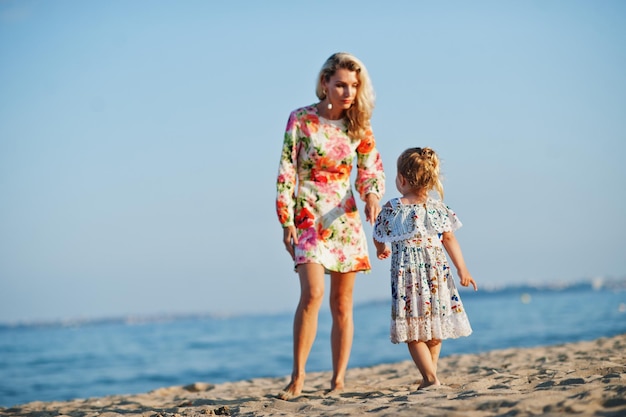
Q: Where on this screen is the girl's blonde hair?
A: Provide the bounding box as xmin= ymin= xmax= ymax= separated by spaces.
xmin=397 ymin=147 xmax=444 ymax=200
xmin=315 ymin=52 xmax=375 ymax=141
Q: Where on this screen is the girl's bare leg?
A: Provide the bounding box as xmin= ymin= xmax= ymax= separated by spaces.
xmin=427 ymin=339 xmax=442 ymax=374
xmin=408 ymin=340 xmax=441 ymax=389
xmin=280 ymin=264 xmax=325 ymax=399
xmin=329 ymin=271 xmax=356 ymax=392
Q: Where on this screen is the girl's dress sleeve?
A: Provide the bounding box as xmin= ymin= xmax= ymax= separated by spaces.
xmin=373 ymin=198 xmax=463 ymax=243
xmin=275 ymin=111 xmax=299 ymax=227
xmin=355 ymin=128 xmax=385 ymax=201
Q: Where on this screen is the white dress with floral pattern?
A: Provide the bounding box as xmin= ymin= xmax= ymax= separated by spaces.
xmin=373 ymin=197 xmax=473 ymax=343
xmin=276 ymin=104 xmax=385 ymax=273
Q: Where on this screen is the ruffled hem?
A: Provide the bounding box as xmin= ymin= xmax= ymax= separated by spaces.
xmin=390 ymin=315 xmax=473 ymax=344
xmin=373 ymin=198 xmax=462 ymax=243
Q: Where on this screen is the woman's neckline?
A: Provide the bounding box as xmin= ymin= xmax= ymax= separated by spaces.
xmin=315 ymin=103 xmax=345 ymax=121
xmin=318 ymin=115 xmax=345 ymax=126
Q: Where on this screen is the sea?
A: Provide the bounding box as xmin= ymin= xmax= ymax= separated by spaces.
xmin=1 ymin=280 xmax=625 ymax=408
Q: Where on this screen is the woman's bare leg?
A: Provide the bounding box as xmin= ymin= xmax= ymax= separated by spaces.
xmin=280 ymin=264 xmax=325 ymax=400
xmin=408 ymin=340 xmax=441 ymax=389
xmin=329 ymin=271 xmax=356 ymax=392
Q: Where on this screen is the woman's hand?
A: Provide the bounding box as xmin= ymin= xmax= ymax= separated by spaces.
xmin=364 ymin=193 xmax=381 ymax=225
xmin=283 ymin=225 xmax=298 ymax=260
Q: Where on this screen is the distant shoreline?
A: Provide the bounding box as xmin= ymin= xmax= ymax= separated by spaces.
xmin=3 ymin=276 xmax=625 ymax=328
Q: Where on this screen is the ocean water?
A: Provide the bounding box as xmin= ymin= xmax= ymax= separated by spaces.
xmin=1 ymin=284 xmax=625 ymax=408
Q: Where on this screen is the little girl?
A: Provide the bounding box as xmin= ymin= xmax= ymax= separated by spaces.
xmin=373 ymin=147 xmax=477 ymax=390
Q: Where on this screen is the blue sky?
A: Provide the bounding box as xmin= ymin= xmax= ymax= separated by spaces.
xmin=1 ymin=0 xmax=625 ymax=323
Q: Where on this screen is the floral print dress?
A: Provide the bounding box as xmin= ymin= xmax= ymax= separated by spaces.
xmin=276 ymin=104 xmax=385 ymax=273
xmin=373 ymin=197 xmax=472 ymax=344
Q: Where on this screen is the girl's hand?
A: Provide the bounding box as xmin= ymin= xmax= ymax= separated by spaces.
xmin=377 ymin=245 xmax=391 ymax=260
xmin=364 ymin=193 xmax=381 ymax=225
xmin=458 ymin=270 xmax=478 ymax=291
xmin=283 ymin=226 xmax=298 ymax=261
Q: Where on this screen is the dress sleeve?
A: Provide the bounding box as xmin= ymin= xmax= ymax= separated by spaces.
xmin=275 ymin=111 xmax=299 ymax=227
xmin=425 ymin=200 xmax=463 ymax=233
xmin=355 ymin=128 xmax=385 ymax=201
xmin=373 ymin=199 xmax=462 ymax=243
xmin=373 ymin=203 xmax=417 ymax=243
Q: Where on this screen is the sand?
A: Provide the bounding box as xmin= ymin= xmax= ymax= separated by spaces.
xmin=2 ymin=333 xmax=625 ymax=417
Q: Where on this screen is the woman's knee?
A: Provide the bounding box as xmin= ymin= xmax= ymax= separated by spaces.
xmin=297 ymin=264 xmax=325 ymax=308
xmin=329 ymin=293 xmax=353 ymax=319
xmin=300 ymin=286 xmax=324 ymax=308
xmin=299 ymin=278 xmax=324 ymax=308
xmin=329 ymin=273 xmax=355 ymax=317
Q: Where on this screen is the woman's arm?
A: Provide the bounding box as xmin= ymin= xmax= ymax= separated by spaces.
xmin=276 ymin=111 xmax=299 ymax=227
xmin=363 ymin=193 xmax=381 ymax=225
xmin=355 ymin=129 xmax=385 ymax=221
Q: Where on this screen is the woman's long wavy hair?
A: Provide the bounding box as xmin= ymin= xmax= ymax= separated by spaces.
xmin=315 ymin=52 xmax=375 ymax=141
xmin=397 ymin=147 xmax=445 ymax=200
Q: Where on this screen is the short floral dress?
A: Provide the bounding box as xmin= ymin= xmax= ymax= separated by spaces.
xmin=276 ymin=104 xmax=385 ymax=273
xmin=373 ymin=197 xmax=472 ymax=343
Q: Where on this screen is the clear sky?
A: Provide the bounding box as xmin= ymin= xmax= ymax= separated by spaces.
xmin=1 ymin=0 xmax=625 ymax=323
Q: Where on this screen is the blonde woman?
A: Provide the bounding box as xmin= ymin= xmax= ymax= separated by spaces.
xmin=373 ymin=147 xmax=477 ymax=390
xmin=276 ymin=52 xmax=385 ymax=399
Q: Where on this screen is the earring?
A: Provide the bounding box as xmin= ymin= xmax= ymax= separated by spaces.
xmin=324 ymin=90 xmax=332 ymax=110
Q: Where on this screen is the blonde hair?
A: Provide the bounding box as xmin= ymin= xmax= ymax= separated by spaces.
xmin=397 ymin=147 xmax=444 ymax=200
xmin=315 ymin=52 xmax=375 ymax=140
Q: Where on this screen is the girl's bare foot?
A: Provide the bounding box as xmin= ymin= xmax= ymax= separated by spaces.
xmin=278 ymin=377 xmax=304 ymax=400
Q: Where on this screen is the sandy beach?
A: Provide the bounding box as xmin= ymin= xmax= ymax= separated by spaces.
xmin=2 ymin=333 xmax=625 ymax=417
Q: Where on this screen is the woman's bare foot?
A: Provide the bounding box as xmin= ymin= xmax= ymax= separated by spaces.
xmin=278 ymin=377 xmax=304 ymax=400
xmin=326 ymin=379 xmax=345 ymax=394
xmin=417 ymin=378 xmax=441 ymax=390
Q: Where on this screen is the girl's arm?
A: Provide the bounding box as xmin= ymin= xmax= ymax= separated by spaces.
xmin=372 ymin=237 xmax=390 ymax=260
xmin=442 ymin=231 xmax=478 ymax=291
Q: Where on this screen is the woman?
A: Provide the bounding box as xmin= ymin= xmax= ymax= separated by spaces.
xmin=275 ymin=52 xmax=385 ymax=399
